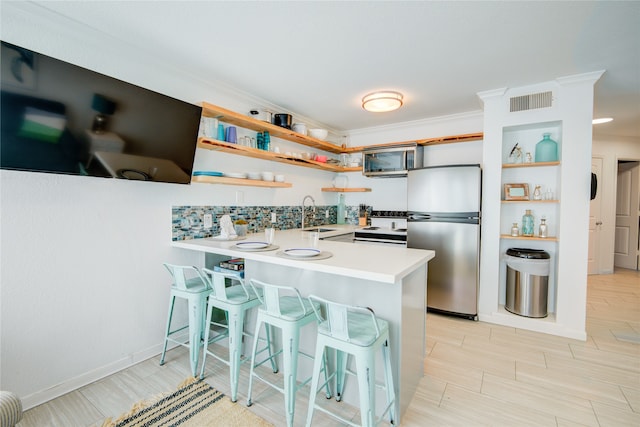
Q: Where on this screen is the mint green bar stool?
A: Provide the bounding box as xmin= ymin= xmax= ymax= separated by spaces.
xmin=305 ymin=295 xmax=396 ymax=427
xmin=199 ymin=268 xmax=276 ymax=402
xmin=246 ymin=279 xmax=331 ymax=427
xmin=160 ymin=264 xmax=211 ymax=377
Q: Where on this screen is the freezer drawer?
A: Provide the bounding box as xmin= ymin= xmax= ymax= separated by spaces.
xmin=408 ymin=220 xmax=479 ymax=317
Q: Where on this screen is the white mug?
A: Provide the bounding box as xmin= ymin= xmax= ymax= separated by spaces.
xmin=292 ymin=123 xmax=307 ymax=135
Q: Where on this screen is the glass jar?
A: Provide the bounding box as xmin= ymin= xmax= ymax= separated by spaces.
xmin=539 ymin=217 xmax=548 ymax=238
xmin=533 ymin=185 xmax=542 ymax=200
xmin=535 ymin=133 xmax=558 ymax=162
xmin=522 ymin=210 xmax=534 ymax=236
xmin=511 ymin=223 xmax=519 ymax=236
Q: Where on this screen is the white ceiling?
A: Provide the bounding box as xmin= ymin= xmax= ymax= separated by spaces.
xmin=20 ymin=1 xmax=640 ymax=137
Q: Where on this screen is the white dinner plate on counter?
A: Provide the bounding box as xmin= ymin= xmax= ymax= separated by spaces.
xmin=283 ymin=248 xmax=321 ymax=257
xmin=276 ymin=249 xmax=332 ymax=260
xmin=236 ymin=241 xmax=269 ymax=249
xmin=233 ymin=241 xmax=280 ymax=252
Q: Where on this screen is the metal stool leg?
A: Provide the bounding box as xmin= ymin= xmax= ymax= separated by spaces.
xmin=159 ymin=295 xmax=176 ymax=365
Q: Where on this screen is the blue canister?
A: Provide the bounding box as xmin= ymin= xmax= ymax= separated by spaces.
xmin=217 ymin=124 xmax=225 ymax=141
xmin=225 ymin=126 xmax=237 ymax=143
xmin=535 ymin=133 xmax=558 ymax=162
xmin=256 ymin=132 xmax=264 ymax=150
xmin=263 ymin=131 xmax=270 ymax=151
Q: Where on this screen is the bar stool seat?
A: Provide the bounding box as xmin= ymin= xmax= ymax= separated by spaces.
xmin=247 ymin=279 xmax=331 ymax=427
xmin=159 ymin=264 xmax=211 ymax=377
xmin=199 ymin=268 xmax=276 ymax=402
xmin=305 ymin=295 xmax=396 ymax=427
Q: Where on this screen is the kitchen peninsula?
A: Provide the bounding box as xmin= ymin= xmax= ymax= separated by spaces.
xmin=171 ymin=225 xmax=435 ymax=420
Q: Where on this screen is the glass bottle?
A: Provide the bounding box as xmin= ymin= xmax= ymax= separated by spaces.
xmin=511 ymin=222 xmax=519 ymax=237
xmin=533 ymin=185 xmax=542 ymax=200
xmin=263 ymin=131 xmax=270 ymax=151
xmin=525 ymin=152 xmax=532 ymax=163
xmin=522 ymin=210 xmax=534 ymax=236
xmin=337 ymin=193 xmax=346 ymax=225
xmin=535 ymin=133 xmax=558 ymax=162
xmin=539 ymin=217 xmax=548 ymax=238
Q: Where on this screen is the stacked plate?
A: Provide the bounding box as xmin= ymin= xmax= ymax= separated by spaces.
xmin=224 ymin=172 xmax=248 ymax=179
xmin=193 ymin=171 xmax=223 ymax=177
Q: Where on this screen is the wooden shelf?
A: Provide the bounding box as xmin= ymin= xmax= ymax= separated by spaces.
xmin=502 ymin=161 xmax=560 ymax=169
xmin=340 ymin=132 xmax=484 ymax=153
xmin=321 ymin=187 xmax=371 ymax=192
xmin=197 ymin=138 xmax=360 ymax=172
xmin=501 ymin=199 xmax=559 ymax=204
xmin=192 ymin=175 xmax=292 ymax=187
xmin=500 ymin=234 xmax=558 ymax=242
xmin=203 ymin=101 xmax=483 ymax=154
xmin=202 ymin=102 xmax=344 ymax=153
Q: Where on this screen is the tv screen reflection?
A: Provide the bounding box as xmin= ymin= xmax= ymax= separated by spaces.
xmin=0 ymin=41 xmax=202 ymax=184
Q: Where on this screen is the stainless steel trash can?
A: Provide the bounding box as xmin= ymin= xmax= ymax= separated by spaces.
xmin=505 ymin=248 xmax=550 ymax=318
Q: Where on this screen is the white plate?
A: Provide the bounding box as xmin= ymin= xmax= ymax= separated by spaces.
xmin=236 ymin=241 xmax=270 ymax=249
xmin=284 ymin=248 xmax=321 ymax=257
xmin=224 ymin=172 xmax=248 ymax=179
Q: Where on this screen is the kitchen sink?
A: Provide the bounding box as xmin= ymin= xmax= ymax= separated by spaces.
xmin=302 ymin=227 xmax=336 ymax=232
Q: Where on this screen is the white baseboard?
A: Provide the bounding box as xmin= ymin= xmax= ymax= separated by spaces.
xmin=21 ymin=343 xmax=165 ymax=410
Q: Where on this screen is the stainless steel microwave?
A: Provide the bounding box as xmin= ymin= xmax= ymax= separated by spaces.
xmin=362 ymin=144 xmax=423 ymax=177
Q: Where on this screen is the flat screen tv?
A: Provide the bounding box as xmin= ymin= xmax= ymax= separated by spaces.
xmin=1 ymin=41 xmax=202 ymax=184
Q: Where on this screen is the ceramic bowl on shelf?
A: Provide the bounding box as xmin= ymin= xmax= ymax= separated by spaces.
xmin=308 ymin=128 xmax=328 ymax=140
xmin=247 ymin=172 xmax=261 ymax=180
xmin=261 ymin=171 xmax=274 ymax=181
xmin=275 ymin=174 xmax=285 ymax=182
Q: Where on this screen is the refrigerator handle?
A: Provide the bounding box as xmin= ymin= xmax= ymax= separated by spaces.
xmin=408 ymin=213 xmax=431 ymax=221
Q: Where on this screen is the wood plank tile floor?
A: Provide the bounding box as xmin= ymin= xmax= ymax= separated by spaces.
xmin=18 ymin=269 xmax=639 ymax=426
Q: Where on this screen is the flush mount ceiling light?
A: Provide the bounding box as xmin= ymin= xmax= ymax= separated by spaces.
xmin=362 ymin=91 xmax=404 ymax=112
xmin=592 ymin=117 xmax=613 ymax=124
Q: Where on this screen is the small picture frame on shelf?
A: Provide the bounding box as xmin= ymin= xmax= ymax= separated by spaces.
xmin=504 ymin=183 xmax=530 ymax=201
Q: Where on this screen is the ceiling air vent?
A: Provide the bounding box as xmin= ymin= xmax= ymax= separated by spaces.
xmin=510 ymin=91 xmax=553 ymax=112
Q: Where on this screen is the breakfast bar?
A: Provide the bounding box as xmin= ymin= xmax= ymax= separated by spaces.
xmin=171 ymin=227 xmax=435 ymax=421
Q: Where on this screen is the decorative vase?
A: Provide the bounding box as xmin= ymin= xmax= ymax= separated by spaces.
xmin=535 ymin=133 xmax=558 ymax=162
xmin=539 ymin=217 xmax=548 ymax=238
xmin=533 ymin=185 xmax=542 ymax=200
xmin=522 ymin=210 xmax=534 ymax=236
xmin=337 ymin=193 xmax=346 ymax=224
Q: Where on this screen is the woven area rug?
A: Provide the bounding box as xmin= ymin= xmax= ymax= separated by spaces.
xmin=102 ymin=378 xmax=273 ymax=427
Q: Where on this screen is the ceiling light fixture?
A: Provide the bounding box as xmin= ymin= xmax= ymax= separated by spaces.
xmin=362 ymin=91 xmax=404 ymax=113
xmin=592 ymin=117 xmax=613 ymax=124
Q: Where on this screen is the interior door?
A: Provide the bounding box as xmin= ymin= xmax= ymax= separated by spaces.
xmin=588 ymin=158 xmax=603 ymax=274
xmin=614 ymin=161 xmax=640 ymax=269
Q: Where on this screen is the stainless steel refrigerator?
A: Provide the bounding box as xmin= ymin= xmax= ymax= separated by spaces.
xmin=407 ymin=164 xmax=481 ymax=320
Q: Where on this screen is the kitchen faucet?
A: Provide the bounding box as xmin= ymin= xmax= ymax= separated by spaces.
xmin=301 ymin=195 xmax=316 ymax=231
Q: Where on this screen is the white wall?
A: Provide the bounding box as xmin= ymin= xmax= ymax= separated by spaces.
xmin=592 ymin=135 xmax=640 ymax=273
xmin=0 ymin=3 xmax=482 ymax=408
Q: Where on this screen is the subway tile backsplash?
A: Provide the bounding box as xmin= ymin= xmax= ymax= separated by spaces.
xmin=172 ymin=205 xmax=363 ymax=241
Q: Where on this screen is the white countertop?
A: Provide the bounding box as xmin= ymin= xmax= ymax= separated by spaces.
xmin=171 ymin=224 xmax=435 ymax=284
